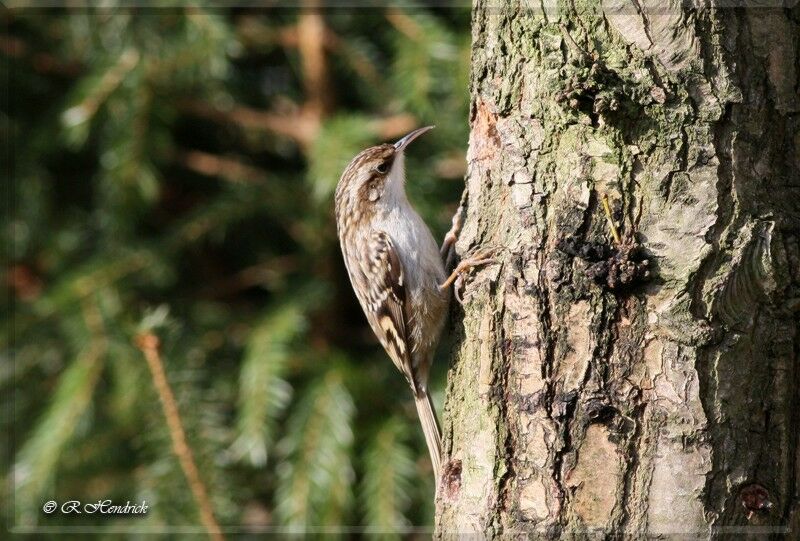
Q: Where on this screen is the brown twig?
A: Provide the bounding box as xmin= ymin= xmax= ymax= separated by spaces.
xmin=135 ymin=333 xmax=225 ymax=541
xmin=178 ymin=99 xmax=417 ymax=149
xmin=371 ymin=114 xmax=418 ymax=140
xmin=298 ymin=3 xmax=333 ymax=119
xmin=176 ymin=99 xmax=318 ymax=148
xmin=175 ymin=149 xmax=268 ymax=184
xmin=385 ymin=8 xmax=424 ymax=41
xmin=236 ymin=18 xmax=384 ymax=91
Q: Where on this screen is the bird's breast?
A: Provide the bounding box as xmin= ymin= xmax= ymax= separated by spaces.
xmin=376 ymin=205 xmax=446 ymax=290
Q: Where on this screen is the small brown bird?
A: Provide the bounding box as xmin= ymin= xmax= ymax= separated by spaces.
xmin=335 ymin=126 xmax=490 ymax=479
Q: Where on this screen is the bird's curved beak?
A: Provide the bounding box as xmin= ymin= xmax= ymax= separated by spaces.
xmin=393 ymin=125 xmax=435 ymax=152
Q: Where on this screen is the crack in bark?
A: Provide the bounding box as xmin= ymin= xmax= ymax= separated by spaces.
xmin=493 ymin=281 xmax=515 ymax=535
xmin=629 ymin=0 xmax=655 ymax=51
xmin=616 ymin=402 xmax=647 ymax=534
xmin=688 ymin=100 xmax=735 ymax=323
xmin=549 ymin=390 xmax=577 ymax=537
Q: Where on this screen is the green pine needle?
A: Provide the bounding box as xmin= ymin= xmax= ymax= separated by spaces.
xmin=13 ymin=337 xmax=106 ymax=525
xmin=275 ymin=368 xmax=355 ymax=531
xmin=231 ymin=302 xmax=302 ymax=466
xmin=361 ymin=417 xmax=416 ymax=539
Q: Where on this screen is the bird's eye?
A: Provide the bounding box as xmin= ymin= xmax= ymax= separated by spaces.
xmin=375 ymin=162 xmax=388 ymax=174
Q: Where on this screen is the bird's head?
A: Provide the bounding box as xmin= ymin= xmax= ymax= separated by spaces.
xmin=334 ymin=126 xmax=434 ymax=223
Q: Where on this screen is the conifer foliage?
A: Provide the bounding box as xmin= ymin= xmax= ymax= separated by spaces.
xmin=4 ymin=5 xmax=470 ymax=535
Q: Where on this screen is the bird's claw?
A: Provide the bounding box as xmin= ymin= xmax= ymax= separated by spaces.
xmin=439 ymin=247 xmax=499 ymax=304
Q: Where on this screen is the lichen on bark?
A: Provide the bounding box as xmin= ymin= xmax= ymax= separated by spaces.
xmin=436 ymin=1 xmax=799 ymax=538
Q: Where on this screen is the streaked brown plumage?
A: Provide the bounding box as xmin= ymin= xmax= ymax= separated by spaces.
xmin=335 ymin=127 xmax=448 ymax=478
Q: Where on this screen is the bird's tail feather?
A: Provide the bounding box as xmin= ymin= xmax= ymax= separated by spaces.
xmin=415 ymin=391 xmax=442 ymax=479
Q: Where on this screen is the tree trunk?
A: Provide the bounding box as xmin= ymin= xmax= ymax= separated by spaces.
xmin=436 ymin=1 xmax=799 ymax=537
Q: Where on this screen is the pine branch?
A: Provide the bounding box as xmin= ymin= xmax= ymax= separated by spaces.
xmin=323 ymin=30 xmax=384 ymax=91
xmin=7 ymin=7 xmax=472 ymax=535
xmin=176 ymin=99 xmax=318 ymax=148
xmin=178 ymin=99 xmax=417 ymax=152
xmin=61 ymin=48 xmax=140 ymax=133
xmin=175 ymin=149 xmax=269 ymax=184
xmin=235 ymin=17 xmax=384 ymax=92
xmin=361 ymin=417 xmax=415 ymax=539
xmin=13 ymin=299 xmax=107 ymax=525
xmin=135 ymin=333 xmax=224 ymax=541
xmin=275 ymin=368 xmax=355 ymax=529
xmin=231 ymin=302 xmax=303 ymax=466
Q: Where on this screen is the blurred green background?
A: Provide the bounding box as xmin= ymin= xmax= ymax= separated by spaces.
xmin=3 ymin=5 xmax=471 ymax=536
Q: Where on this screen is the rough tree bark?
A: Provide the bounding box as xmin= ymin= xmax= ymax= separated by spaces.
xmin=437 ymin=1 xmax=799 ymax=537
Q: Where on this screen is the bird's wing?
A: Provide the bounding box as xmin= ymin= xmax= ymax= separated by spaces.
xmin=356 ymin=230 xmax=418 ymax=393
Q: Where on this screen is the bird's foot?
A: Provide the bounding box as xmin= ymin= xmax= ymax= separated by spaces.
xmin=438 ymin=248 xmax=498 ymax=304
